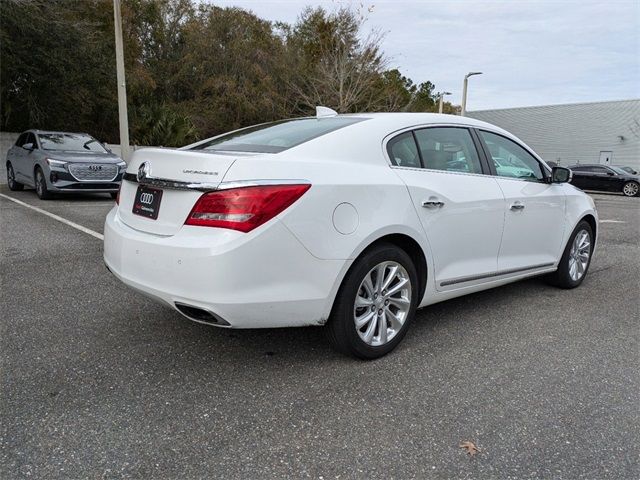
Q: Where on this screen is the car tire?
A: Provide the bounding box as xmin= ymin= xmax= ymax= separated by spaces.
xmin=622 ymin=181 xmax=639 ymax=197
xmin=326 ymin=243 xmax=419 ymax=359
xmin=545 ymin=220 xmax=593 ymax=289
xmin=6 ymin=162 xmax=24 ymax=191
xmin=35 ymin=167 xmax=53 ymax=200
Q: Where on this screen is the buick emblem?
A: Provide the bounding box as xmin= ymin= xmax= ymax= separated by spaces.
xmin=137 ymin=161 xmax=151 ymax=182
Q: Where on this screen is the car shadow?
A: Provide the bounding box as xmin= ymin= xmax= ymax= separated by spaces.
xmin=149 ymin=275 xmax=552 ymax=364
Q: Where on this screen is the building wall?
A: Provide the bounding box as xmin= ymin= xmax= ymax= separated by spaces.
xmin=468 ymin=99 xmax=640 ymax=169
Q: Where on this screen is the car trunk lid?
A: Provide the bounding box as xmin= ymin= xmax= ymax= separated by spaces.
xmin=117 ymin=148 xmax=238 ymax=236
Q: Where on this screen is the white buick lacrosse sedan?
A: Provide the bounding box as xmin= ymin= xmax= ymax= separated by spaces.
xmin=104 ymin=109 xmax=597 ymax=358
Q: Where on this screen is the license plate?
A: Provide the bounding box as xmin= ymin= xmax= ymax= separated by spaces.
xmin=132 ymin=185 xmax=163 ymax=220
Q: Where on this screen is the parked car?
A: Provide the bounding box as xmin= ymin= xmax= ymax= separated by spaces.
xmin=568 ymin=164 xmax=640 ymax=197
xmin=615 ymin=165 xmax=638 ymax=175
xmin=104 ymin=110 xmax=598 ymax=359
xmin=6 ymin=130 xmax=126 ymax=199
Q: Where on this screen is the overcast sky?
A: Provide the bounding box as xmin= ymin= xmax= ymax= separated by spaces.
xmin=211 ymin=0 xmax=639 ymax=110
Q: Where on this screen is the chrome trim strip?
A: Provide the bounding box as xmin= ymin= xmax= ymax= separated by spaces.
xmin=216 ymin=179 xmax=311 ymax=190
xmin=123 ymin=172 xmax=218 ymax=191
xmin=440 ymin=262 xmax=555 ymax=287
xmin=123 ymin=173 xmax=311 ymax=191
xmin=389 ymin=165 xmax=492 ymax=179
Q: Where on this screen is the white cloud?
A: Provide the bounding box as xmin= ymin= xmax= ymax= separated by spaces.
xmin=209 ymin=0 xmax=640 ymax=109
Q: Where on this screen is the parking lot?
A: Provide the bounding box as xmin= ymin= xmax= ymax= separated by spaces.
xmin=1 ymin=183 xmax=638 ymax=478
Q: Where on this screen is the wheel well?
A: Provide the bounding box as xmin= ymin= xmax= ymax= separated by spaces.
xmin=581 ymin=214 xmax=597 ymax=241
xmin=362 ymin=233 xmax=428 ymax=302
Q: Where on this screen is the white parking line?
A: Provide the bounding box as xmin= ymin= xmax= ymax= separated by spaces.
xmin=599 ymin=219 xmax=626 ymax=224
xmin=0 ymin=192 xmax=104 ymax=240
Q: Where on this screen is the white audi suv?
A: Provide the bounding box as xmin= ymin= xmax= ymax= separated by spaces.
xmin=104 ymin=109 xmax=597 ymax=358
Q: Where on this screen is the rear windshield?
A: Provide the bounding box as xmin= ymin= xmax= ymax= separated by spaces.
xmin=191 ymin=117 xmax=365 ymax=153
xmin=39 ymin=133 xmax=107 ymax=153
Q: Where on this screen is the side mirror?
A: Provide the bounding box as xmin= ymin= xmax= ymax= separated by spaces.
xmin=607 ymin=172 xmax=614 ymax=176
xmin=551 ymin=166 xmax=572 ymax=183
xmin=22 ymin=143 xmax=34 ymax=151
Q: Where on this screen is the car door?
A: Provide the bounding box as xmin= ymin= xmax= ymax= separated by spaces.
xmin=569 ymin=166 xmax=593 ymax=190
xmin=593 ymin=166 xmax=622 ymax=192
xmin=388 ymin=126 xmax=505 ymax=290
xmin=22 ymin=132 xmax=40 ymax=184
xmin=9 ymin=133 xmax=28 ymax=181
xmin=477 ymin=129 xmax=566 ymax=271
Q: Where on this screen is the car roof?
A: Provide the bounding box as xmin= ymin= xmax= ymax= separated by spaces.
xmin=25 ymin=129 xmax=92 ymax=136
xmin=342 ymin=112 xmax=509 ymax=133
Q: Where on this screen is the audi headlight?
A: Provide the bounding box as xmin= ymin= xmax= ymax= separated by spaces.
xmin=46 ymin=158 xmax=67 ymax=170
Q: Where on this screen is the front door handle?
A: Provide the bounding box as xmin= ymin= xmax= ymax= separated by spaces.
xmin=510 ymin=202 xmax=525 ymax=210
xmin=422 ymin=198 xmax=445 ymax=209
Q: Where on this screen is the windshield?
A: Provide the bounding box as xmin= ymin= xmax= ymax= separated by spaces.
xmin=191 ymin=117 xmax=366 ymax=153
xmin=38 ymin=133 xmax=108 ymax=153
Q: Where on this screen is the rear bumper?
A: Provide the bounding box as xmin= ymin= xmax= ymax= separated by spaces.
xmin=103 ymin=208 xmax=347 ymax=328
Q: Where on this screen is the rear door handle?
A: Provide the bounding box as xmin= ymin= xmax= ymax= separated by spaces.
xmin=510 ymin=202 xmax=525 ymax=210
xmin=422 ymin=198 xmax=445 ymax=209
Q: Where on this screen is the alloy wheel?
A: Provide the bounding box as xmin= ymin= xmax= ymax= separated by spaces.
xmin=36 ymin=171 xmax=43 ymax=196
xmin=353 ymin=261 xmax=412 ymax=346
xmin=623 ymin=182 xmax=638 ymax=197
xmin=7 ymin=165 xmax=15 ymax=188
xmin=568 ymin=229 xmax=591 ymax=282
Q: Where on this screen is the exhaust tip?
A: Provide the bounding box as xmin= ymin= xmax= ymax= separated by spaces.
xmin=174 ymin=302 xmax=230 ymax=326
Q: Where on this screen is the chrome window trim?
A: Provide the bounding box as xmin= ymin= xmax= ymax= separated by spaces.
xmin=382 ymin=123 xmax=553 ymax=183
xmin=382 ymin=123 xmax=491 ymax=176
xmin=389 ymin=164 xmax=494 ymax=180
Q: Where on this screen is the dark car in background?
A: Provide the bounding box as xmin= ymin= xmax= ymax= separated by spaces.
xmin=569 ymin=164 xmax=640 ymax=197
xmin=6 ymin=130 xmax=126 ymax=200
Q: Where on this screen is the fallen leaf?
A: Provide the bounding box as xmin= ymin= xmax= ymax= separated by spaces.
xmin=459 ymin=441 xmax=481 ymax=456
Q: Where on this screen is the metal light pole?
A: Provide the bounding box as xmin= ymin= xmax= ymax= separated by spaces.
xmin=438 ymin=91 xmax=452 ymax=114
xmin=113 ymin=0 xmax=130 ymax=161
xmin=460 ymin=71 xmax=482 ymax=116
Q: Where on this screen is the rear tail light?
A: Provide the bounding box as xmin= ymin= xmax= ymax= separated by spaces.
xmin=185 ymin=184 xmax=311 ymax=232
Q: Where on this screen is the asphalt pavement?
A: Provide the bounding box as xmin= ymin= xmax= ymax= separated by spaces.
xmin=1 ymin=184 xmax=638 ymax=479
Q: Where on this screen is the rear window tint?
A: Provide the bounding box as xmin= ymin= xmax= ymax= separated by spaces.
xmin=191 ymin=117 xmax=366 ymax=153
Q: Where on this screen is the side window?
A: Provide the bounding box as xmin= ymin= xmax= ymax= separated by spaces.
xmin=15 ymin=133 xmax=27 ymax=147
xmin=479 ymin=130 xmax=544 ymax=182
xmin=387 ymin=132 xmax=421 ymax=168
xmin=413 ymin=127 xmax=482 ymax=174
xmin=27 ymin=133 xmax=38 ymax=148
xmin=591 ymin=167 xmax=609 ymax=174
